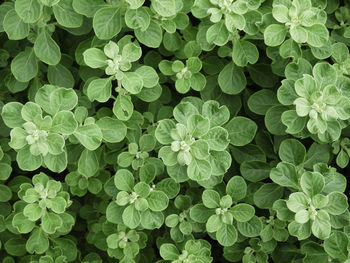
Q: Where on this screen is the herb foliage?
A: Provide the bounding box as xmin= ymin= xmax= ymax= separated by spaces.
xmin=0 ymin=0 xmax=350 ymax=262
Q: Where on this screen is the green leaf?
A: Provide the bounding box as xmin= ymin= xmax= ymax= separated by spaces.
xmin=290 ymin=25 xmax=308 ymax=43
xmin=202 ymin=189 xmax=220 ymax=208
xmin=160 ymin=244 xmax=179 ymax=260
xmin=44 ymin=152 xmax=67 ymax=173
xmin=206 ymin=21 xmax=229 ymax=46
xmin=2 ymin=102 xmax=25 ymax=128
xmin=11 ymin=47 xmax=38 ymax=82
xmin=187 ymin=114 xmax=210 ymax=137
xmin=51 ymin=110 xmax=78 ymax=135
xmin=34 ymin=84 xmax=57 ymax=114
xmin=253 ymin=183 xmax=284 ymax=209
xmin=93 ymin=6 xmax=122 ymax=40
xmin=17 ymin=146 xmax=42 ymax=171
xmin=50 ymin=87 xmax=78 ymax=114
xmin=300 ymin=171 xmax=324 ymax=197
xmin=324 ymin=231 xmax=349 ymax=261
xmin=147 ymin=190 xmax=169 ymax=211
xmin=50 ymin=196 xmax=67 ymax=213
xmin=23 ymin=203 xmax=42 ymax=221
xmin=218 ymin=62 xmax=246 ymax=95
xmin=190 ymin=204 xmax=213 ymax=223
xmin=248 ymin=89 xmax=279 ymax=115
xmin=331 ymin=42 xmax=349 ymax=62
xmin=225 ymin=117 xmax=257 ymax=146
xmin=136 ymin=83 xmax=162 ymax=102
xmin=206 ymin=214 xmax=223 ymax=232
xmin=264 ymin=24 xmax=287 ymax=47
xmin=46 ymin=133 xmax=64 ymax=155
xmin=83 ymin=48 xmax=107 ymax=68
xmin=295 ymin=209 xmax=309 ymax=224
xmin=202 ymin=100 xmax=230 ymax=127
xmin=216 ymin=224 xmax=237 ymax=247
xmin=226 ymin=176 xmax=247 ymax=201
xmin=121 ymin=72 xmax=143 ymax=94
xmin=156 ymin=178 xmax=179 ymax=199
xmin=41 ymin=212 xmax=63 ymax=234
xmin=312 ymin=62 xmax=337 ymax=88
xmin=173 ymin=101 xmax=199 ymax=125
xmin=230 ymin=204 xmax=255 ymax=222
xmin=191 ymin=0 xmax=212 ymax=18
xmin=176 ymin=78 xmax=192 ymax=93
xmin=21 ymin=102 xmax=41 ymax=122
xmin=12 ymin=212 xmax=35 ymax=233
xmin=40 ymin=0 xmax=60 ymax=6
xmin=237 ymin=216 xmax=262 ymax=238
xmin=72 ymin=0 xmax=105 ymax=17
xmin=139 ymin=134 xmax=156 ymax=152
xmin=152 ymin=0 xmax=177 ymax=17
xmin=281 ymin=110 xmax=307 ymax=134
xmin=122 ymin=42 xmax=142 ymax=62
xmin=324 ymin=192 xmax=348 ymax=215
xmin=272 ymin=4 xmax=289 ymax=23
xmin=306 ymin=24 xmax=329 ymax=48
xmin=336 ymin=149 xmax=349 ymax=168
xmin=87 ymin=78 xmax=112 ymax=102
xmin=4 ymin=238 xmax=27 ymax=256
xmin=265 ymin=105 xmax=288 ymax=135
xmin=126 ymin=0 xmax=145 ymax=9
xmin=287 ymin=192 xmax=309 ymax=212
xmin=279 ymin=139 xmax=306 ymax=165
xmin=96 ymin=117 xmax=127 ymax=143
xmin=270 ymin=162 xmax=299 ymax=189
xmin=74 ymin=124 xmax=102 ymax=150
xmin=273 ymin=200 xmax=294 ymax=221
xmin=240 ymin=161 xmax=270 ymax=182
xmin=140 ymin=209 xmax=164 ymax=229
xmin=280 ymin=39 xmax=302 ymax=59
xmin=312 ymin=209 xmax=331 ymax=239
xmin=0 ymin=163 xmax=12 ymax=181
xmin=0 ymin=184 xmax=12 ymax=202
xmin=288 ymin=221 xmax=311 ymax=240
xmin=201 ymin=127 xmax=229 ymax=151
xmin=51 ymin=237 xmax=77 ymax=261
xmin=26 ymin=228 xmax=49 ymax=254
xmin=78 ymin=149 xmax=99 ymax=178
xmin=114 ymin=169 xmax=134 ymax=192
xmin=15 ymin=0 xmax=41 ymax=23
xmin=52 ymin=0 xmax=83 ymax=28
xmin=232 ymin=40 xmax=259 ymax=67
xmin=158 ymin=146 xmax=178 ymax=166
xmin=134 ymin=20 xmax=162 ymax=48
xmin=113 ymin=95 xmax=134 ymax=121
xmin=48 ymin=63 xmax=75 ymax=89
xmin=34 ymin=30 xmax=61 ymax=65
xmin=187 ymin=158 xmax=211 ymax=181
xmin=4 ymin=9 xmax=29 ymax=40
xmin=122 ymin=205 xmax=140 ymax=229
xmin=209 ymin=150 xmax=232 ymax=176
xmin=125 ymin=7 xmax=150 ymax=31
xmin=106 ymin=202 xmax=123 ymax=224
xmin=175 ymin=79 xmax=191 ymax=94
xmin=135 ymin=65 xmax=159 ymax=88
xmin=155 ymin=119 xmax=176 ymax=144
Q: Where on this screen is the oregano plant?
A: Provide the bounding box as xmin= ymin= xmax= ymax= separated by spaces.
xmin=0 ymin=0 xmax=350 ymax=262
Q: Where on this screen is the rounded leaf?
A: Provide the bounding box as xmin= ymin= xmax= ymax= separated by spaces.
xmin=225 ymin=117 xmax=257 ymax=146
xmin=114 ymin=169 xmax=134 ymax=192
xmin=147 ymin=190 xmax=169 ymax=211
xmin=96 ymin=117 xmax=127 ymax=143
